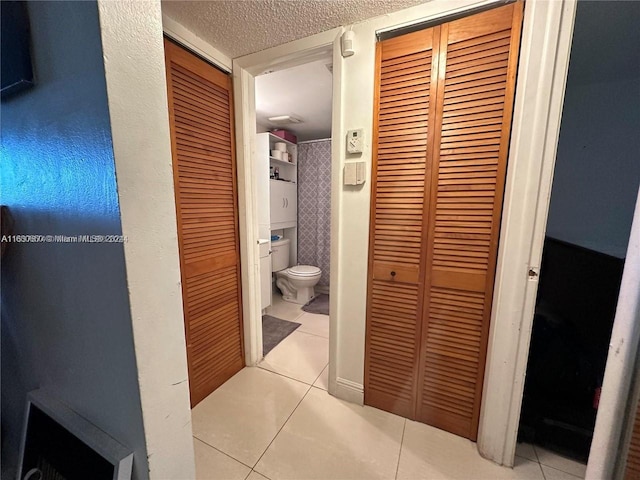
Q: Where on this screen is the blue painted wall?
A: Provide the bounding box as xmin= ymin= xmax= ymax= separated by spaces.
xmin=545 ymin=1 xmax=640 ymax=258
xmin=0 ymin=2 xmax=148 ymax=478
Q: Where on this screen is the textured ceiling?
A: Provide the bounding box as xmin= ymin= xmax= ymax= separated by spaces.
xmin=256 ymin=58 xmax=333 ymax=141
xmin=161 ymin=0 xmax=428 ymax=58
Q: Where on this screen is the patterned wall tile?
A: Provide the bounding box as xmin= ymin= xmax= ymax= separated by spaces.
xmin=297 ymin=140 xmax=331 ymax=286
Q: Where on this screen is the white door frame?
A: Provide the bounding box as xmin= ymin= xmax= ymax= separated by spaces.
xmin=478 ymin=0 xmax=578 ymax=465
xmin=587 ymin=188 xmax=640 ymax=479
xmin=231 ymin=0 xmax=578 ymax=468
xmin=232 ymin=28 xmax=343 ymax=381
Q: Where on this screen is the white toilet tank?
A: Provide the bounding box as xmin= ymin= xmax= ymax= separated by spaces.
xmin=271 ymin=238 xmax=291 ymax=272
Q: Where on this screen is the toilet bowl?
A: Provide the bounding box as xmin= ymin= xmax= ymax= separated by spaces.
xmin=276 ymin=265 xmax=322 ymax=305
xmin=271 ymin=238 xmax=322 ymax=305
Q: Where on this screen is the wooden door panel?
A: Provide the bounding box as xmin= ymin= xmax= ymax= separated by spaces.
xmin=365 ymin=26 xmax=439 ymax=419
xmin=367 ymin=280 xmax=421 ymax=417
xmin=366 ymin=1 xmax=523 ymax=440
xmin=416 ymin=2 xmax=524 ymax=440
xmin=164 ymin=39 xmax=244 ymax=408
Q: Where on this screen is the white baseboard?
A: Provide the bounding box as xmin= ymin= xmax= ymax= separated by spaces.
xmin=334 ymin=377 xmax=364 ymax=405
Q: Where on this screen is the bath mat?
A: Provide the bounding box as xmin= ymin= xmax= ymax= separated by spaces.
xmin=262 ymin=315 xmax=301 ymax=356
xmin=302 ymin=293 xmax=329 ymax=316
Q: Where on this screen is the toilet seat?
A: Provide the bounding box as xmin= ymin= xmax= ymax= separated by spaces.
xmin=288 ymin=265 xmax=321 ymax=277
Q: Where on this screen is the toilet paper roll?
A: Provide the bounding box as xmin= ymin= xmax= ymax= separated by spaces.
xmin=271 ymin=150 xmax=282 ymax=160
xmin=275 ymin=142 xmax=287 ymax=152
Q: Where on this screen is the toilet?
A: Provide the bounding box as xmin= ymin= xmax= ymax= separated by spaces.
xmin=271 ymin=238 xmax=321 ymax=305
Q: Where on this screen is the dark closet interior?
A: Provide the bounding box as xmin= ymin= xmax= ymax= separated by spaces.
xmin=517 ymin=0 xmax=640 ymax=463
xmin=519 ymin=237 xmax=624 ymax=461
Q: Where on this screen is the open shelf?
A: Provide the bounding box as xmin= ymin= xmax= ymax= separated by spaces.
xmin=268 ymin=132 xmax=296 ymax=146
xmin=269 ymin=156 xmax=296 ymax=167
xmin=270 ymin=178 xmax=296 ymax=185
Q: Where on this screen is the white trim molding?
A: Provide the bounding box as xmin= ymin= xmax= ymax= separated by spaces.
xmin=233 ymin=29 xmax=342 ymax=380
xmin=587 ymin=188 xmax=640 ymax=479
xmin=335 ymin=378 xmax=365 ymax=405
xmin=478 ymin=0 xmax=577 ymax=466
xmin=162 ymin=14 xmax=232 ymax=72
xmin=232 ymin=65 xmax=263 ymax=366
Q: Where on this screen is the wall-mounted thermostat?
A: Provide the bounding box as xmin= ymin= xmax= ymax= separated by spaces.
xmin=346 ymin=129 xmax=364 ymax=154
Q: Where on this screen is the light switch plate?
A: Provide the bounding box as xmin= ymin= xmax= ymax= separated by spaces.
xmin=344 ymin=161 xmax=366 ymax=186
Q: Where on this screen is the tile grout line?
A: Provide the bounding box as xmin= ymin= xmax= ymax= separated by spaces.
xmin=244 ymin=468 xmax=272 ymax=480
xmin=256 ymin=364 xmax=317 ymax=387
xmin=533 ymin=445 xmax=586 ymax=478
xmin=250 ymin=382 xmax=315 ymax=471
xmin=310 ymin=362 xmax=329 ymax=386
xmin=540 ymin=464 xmax=585 ymax=480
xmin=295 ymin=328 xmax=330 ymax=339
xmin=394 ymin=419 xmax=407 ymax=480
xmin=193 ymin=436 xmax=255 ymax=470
xmin=539 ymin=459 xmax=547 ymax=480
xmin=532 ymin=444 xmax=540 ymax=464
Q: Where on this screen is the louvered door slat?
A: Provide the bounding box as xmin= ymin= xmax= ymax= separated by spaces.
xmin=165 ymin=39 xmax=244 ymax=408
xmin=367 ymin=1 xmax=522 ymax=440
xmin=416 ymin=2 xmax=523 ymax=439
xmin=365 ymin=28 xmax=439 ymax=419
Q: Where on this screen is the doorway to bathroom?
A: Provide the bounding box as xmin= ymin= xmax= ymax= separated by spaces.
xmin=253 ymin=52 xmax=334 ymax=387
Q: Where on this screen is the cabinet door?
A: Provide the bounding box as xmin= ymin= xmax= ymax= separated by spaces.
xmin=270 ymin=180 xmax=297 ymax=227
xmin=283 ymin=182 xmax=297 ymax=224
xmin=270 ymin=180 xmax=286 ymax=226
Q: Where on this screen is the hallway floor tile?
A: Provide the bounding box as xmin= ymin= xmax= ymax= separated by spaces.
xmin=192 ymin=367 xmax=308 ymax=467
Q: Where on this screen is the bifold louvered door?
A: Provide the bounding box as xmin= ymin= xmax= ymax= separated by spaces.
xmin=164 ymin=39 xmax=244 ymax=408
xmin=364 ymin=28 xmax=438 ymax=419
xmin=365 ymin=2 xmax=523 ymax=440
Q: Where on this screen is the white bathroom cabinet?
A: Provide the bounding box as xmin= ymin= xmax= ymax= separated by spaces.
xmin=270 ymin=180 xmax=297 ymax=228
xmin=256 ymin=132 xmax=298 ymax=231
xmin=256 ymin=132 xmax=299 ymax=305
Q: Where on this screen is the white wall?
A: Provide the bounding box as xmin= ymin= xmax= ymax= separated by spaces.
xmin=545 ymin=77 xmax=640 ymax=258
xmin=0 ymin=2 xmax=148 ymax=478
xmin=97 ymin=1 xmax=196 ymax=478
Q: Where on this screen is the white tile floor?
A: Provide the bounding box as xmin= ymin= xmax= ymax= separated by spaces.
xmin=515 ymin=443 xmax=587 ymax=479
xmin=192 ymin=296 xmax=588 ymax=480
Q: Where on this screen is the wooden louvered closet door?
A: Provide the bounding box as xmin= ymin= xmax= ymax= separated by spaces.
xmin=364 ymin=27 xmax=439 ymax=419
xmin=365 ymin=2 xmax=523 ymax=440
xmin=164 ymin=39 xmax=244 ymax=407
xmin=416 ymin=2 xmax=523 ymax=440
